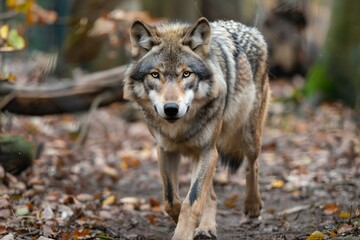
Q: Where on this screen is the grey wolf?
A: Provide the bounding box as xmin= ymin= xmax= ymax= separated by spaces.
xmin=124 ymin=17 xmax=270 ymax=239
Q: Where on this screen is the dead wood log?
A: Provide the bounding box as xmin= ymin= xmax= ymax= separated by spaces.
xmin=0 ymin=65 xmax=127 ymax=115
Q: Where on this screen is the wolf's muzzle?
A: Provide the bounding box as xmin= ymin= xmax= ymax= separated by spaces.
xmin=164 ymin=103 xmax=179 ymax=117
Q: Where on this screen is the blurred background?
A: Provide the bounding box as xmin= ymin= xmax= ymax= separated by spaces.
xmin=0 ymin=0 xmax=359 ymax=107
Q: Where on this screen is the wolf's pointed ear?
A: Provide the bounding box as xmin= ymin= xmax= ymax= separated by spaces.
xmin=130 ymin=20 xmax=157 ymax=58
xmin=183 ymin=17 xmax=211 ymax=58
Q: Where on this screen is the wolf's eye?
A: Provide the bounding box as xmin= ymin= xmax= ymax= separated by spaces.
xmin=150 ymin=72 xmax=159 ymax=78
xmin=183 ymin=71 xmax=191 ymax=78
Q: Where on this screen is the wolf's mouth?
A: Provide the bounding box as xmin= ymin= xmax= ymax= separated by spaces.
xmin=165 ymin=118 xmax=180 ymax=123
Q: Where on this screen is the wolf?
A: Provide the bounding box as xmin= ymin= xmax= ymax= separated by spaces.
xmin=124 ymin=17 xmax=270 ymax=239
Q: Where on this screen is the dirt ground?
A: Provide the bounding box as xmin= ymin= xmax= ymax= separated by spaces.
xmin=0 ymin=81 xmax=359 ymax=239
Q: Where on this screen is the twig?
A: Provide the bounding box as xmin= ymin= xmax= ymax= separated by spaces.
xmin=0 ymin=91 xmax=17 ymax=110
xmin=16 ymin=229 xmax=40 ymax=238
xmin=73 ymin=91 xmax=114 ymax=149
xmin=243 ymin=230 xmax=304 ymax=237
xmin=0 ymin=11 xmax=18 ymax=21
xmin=83 ymin=224 xmax=122 ymax=238
xmin=278 ymin=204 xmax=312 ymax=216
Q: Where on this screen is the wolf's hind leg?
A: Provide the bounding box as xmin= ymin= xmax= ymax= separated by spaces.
xmin=157 ymin=147 xmax=182 ymax=223
xmin=243 ymin=87 xmax=269 ymax=217
xmin=194 ymin=183 xmax=217 ymax=239
xmin=243 ymin=153 xmax=262 ymax=217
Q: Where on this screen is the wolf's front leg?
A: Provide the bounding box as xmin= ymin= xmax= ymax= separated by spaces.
xmin=157 ymin=147 xmax=182 ymax=223
xmin=194 ymin=183 xmax=217 ymax=239
xmin=172 ymin=147 xmax=218 ymax=240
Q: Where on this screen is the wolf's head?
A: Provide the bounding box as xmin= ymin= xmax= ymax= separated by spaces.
xmin=124 ymin=18 xmax=219 ymax=123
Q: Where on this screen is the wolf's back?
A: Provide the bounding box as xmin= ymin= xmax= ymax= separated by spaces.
xmin=210 ymin=20 xmax=268 ymax=82
xmin=210 ymin=20 xmax=269 ymax=173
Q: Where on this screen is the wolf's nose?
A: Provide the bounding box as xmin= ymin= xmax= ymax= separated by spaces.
xmin=164 ymin=103 xmax=179 ymax=117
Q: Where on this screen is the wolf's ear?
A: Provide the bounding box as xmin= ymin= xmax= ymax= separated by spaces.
xmin=183 ymin=17 xmax=211 ymax=58
xmin=130 ymin=20 xmax=157 ymax=58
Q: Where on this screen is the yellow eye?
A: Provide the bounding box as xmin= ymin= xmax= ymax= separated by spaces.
xmin=150 ymin=72 xmax=159 ymax=78
xmin=183 ymin=71 xmax=191 ymax=78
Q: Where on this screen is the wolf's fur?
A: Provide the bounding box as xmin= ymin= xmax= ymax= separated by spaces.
xmin=124 ymin=17 xmax=270 ymax=239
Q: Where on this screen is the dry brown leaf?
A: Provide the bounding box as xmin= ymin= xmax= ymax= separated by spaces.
xmin=120 ymin=155 xmax=141 ymax=170
xmin=0 ymin=225 xmax=7 ymax=234
xmin=146 ymin=214 xmax=157 ymax=224
xmin=323 ymin=203 xmax=339 ymax=215
xmin=61 ymin=232 xmax=71 ymax=240
xmin=149 ymin=198 xmax=160 ymax=208
xmin=224 ymin=194 xmax=238 ymax=208
xmin=74 ymin=228 xmax=90 ymax=237
xmin=327 ymin=230 xmax=337 ymax=238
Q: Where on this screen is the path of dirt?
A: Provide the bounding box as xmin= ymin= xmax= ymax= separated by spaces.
xmin=0 ymin=82 xmax=359 ymax=240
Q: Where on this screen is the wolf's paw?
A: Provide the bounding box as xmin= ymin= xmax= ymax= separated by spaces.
xmin=244 ymin=199 xmax=263 ymax=218
xmin=194 ymin=226 xmax=217 ymax=239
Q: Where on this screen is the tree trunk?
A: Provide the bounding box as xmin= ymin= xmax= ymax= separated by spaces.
xmin=305 ymin=0 xmax=360 ymax=107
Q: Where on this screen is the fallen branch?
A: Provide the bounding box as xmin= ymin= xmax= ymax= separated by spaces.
xmin=0 ymin=65 xmax=127 ymax=115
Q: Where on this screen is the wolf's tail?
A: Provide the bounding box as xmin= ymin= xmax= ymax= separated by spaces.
xmin=218 ymin=148 xmax=244 ymax=174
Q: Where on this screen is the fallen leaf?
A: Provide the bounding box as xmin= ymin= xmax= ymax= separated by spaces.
xmin=99 ymin=210 xmax=113 ymax=219
xmin=76 ymin=193 xmax=93 ymax=202
xmin=120 ymin=197 xmax=141 ymax=210
xmin=102 ymin=165 xmax=119 ymax=180
xmin=15 ymin=206 xmax=29 ymax=216
xmin=41 ymin=203 xmax=54 ymax=220
xmin=0 ymin=233 xmax=14 ymax=240
xmin=0 ymin=209 xmax=11 ymax=219
xmin=42 ymin=224 xmax=54 ymax=237
xmin=327 ymin=230 xmax=337 ymax=238
xmin=149 ymin=198 xmax=160 ymax=208
xmin=74 ymin=228 xmax=90 ymax=237
xmin=339 ymin=212 xmax=351 ymax=219
xmin=224 ymin=194 xmax=238 ymax=208
xmin=337 ymin=224 xmax=353 ymax=234
xmin=0 ymin=225 xmax=7 ymax=234
xmin=102 ymin=195 xmax=116 ymax=206
xmin=120 ymin=155 xmax=141 ymax=170
xmin=271 ymin=179 xmax=285 ymax=189
xmin=306 ymin=230 xmax=324 ymax=240
xmin=61 ymin=232 xmax=70 ymax=240
xmin=323 ymin=203 xmax=339 ymax=215
xmin=146 ymin=214 xmax=157 ymax=224
xmin=59 ymin=205 xmax=74 ymax=219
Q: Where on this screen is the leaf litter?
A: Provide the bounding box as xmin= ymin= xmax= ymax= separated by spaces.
xmin=0 ymin=81 xmax=359 ymax=239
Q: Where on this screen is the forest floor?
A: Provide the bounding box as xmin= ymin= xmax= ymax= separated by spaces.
xmin=0 ymin=80 xmax=360 ymax=240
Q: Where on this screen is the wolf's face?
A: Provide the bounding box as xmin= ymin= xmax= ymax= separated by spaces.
xmin=124 ymin=18 xmax=214 ymax=123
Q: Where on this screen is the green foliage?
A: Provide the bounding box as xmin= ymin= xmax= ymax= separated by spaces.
xmin=304 ymin=0 xmax=360 ymax=107
xmin=304 ymin=59 xmax=335 ymax=101
xmin=0 ymin=135 xmax=34 ymax=174
xmin=8 ymin=28 xmax=25 ymax=49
